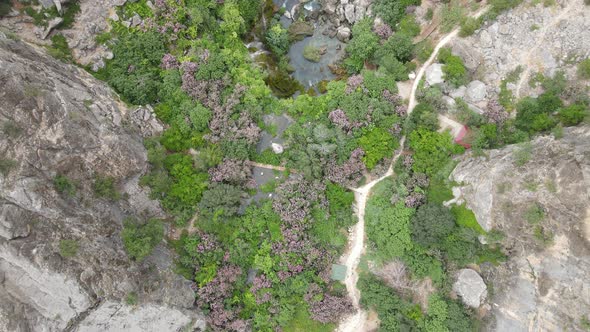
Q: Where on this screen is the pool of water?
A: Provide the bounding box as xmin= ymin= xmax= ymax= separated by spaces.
xmin=256 ymin=113 xmax=293 ymax=153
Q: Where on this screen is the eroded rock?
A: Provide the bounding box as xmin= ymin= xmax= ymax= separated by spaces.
xmin=453 ymin=269 xmax=487 ymax=308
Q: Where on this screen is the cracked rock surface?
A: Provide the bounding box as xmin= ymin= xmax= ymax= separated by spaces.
xmin=0 ymin=35 xmax=204 ymax=332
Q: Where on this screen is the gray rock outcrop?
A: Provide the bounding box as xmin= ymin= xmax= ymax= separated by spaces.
xmin=0 ymin=34 xmax=203 ymax=331
xmin=465 ymin=80 xmax=487 ymax=103
xmin=451 ymin=126 xmax=590 ymax=331
xmin=425 ymin=63 xmax=444 ymax=86
xmin=453 ymin=269 xmax=487 ymax=308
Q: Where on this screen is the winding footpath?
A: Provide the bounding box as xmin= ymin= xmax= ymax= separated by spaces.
xmin=336 ymin=6 xmax=489 ymax=332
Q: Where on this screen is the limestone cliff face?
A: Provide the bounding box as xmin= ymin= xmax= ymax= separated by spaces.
xmin=451 ymin=126 xmax=590 ymax=331
xmin=0 ymin=34 xmax=203 ymax=331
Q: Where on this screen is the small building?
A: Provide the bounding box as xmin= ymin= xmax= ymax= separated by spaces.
xmin=331 ymin=264 xmax=347 ymax=281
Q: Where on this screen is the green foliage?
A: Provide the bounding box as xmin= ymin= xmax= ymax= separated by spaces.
xmin=358 ymin=274 xmax=421 ymax=331
xmin=372 ymin=0 xmax=420 ymax=26
xmin=282 ymin=306 xmax=334 ymax=332
xmin=362 ymin=70 xmax=398 ymax=98
xmin=579 ymin=58 xmax=590 ymax=79
xmin=358 ymin=128 xmax=397 ymax=169
xmin=53 ymin=175 xmax=76 ymax=196
xmin=455 ymin=98 xmax=485 ymax=127
xmin=411 ymin=203 xmax=456 ymax=248
xmin=406 ymin=103 xmax=439 ymax=134
xmin=0 ymin=0 xmax=11 ymax=17
xmin=123 ymin=0 xmax=153 ymax=18
xmin=415 ymin=40 xmax=434 ymax=63
xmin=376 ymin=33 xmax=415 ymax=64
xmin=93 ymin=175 xmax=121 ymax=200
xmin=438 ymin=48 xmax=468 ymax=87
xmin=121 ymin=218 xmax=164 ymax=261
xmin=459 ymin=17 xmax=482 ymax=37
xmin=125 ymin=292 xmax=138 ymax=305
xmin=399 ymin=15 xmax=421 ymax=37
xmin=533 ymin=225 xmax=553 ymax=246
xmin=525 ymin=202 xmax=544 ymax=224
xmin=366 ymin=180 xmax=415 ymax=260
xmin=515 ymin=97 xmax=557 ymax=134
xmin=59 ymin=239 xmax=79 ymax=258
xmin=47 ymin=34 xmax=73 ymax=62
xmin=513 ymin=142 xmax=533 ymax=167
xmin=198 ymin=183 xmax=244 ymax=221
xmin=266 ymin=24 xmax=290 ymax=56
xmin=303 ymin=45 xmax=322 ymax=62
xmin=409 ymin=129 xmax=461 ymax=176
xmin=106 ymin=32 xmax=166 ymax=104
xmin=1 ymin=121 xmax=23 ymax=138
xmin=451 ymin=204 xmax=485 ymax=234
xmin=441 ymin=1 xmax=465 ymax=32
xmin=0 ymin=158 xmax=16 ymax=176
xmin=558 ymin=104 xmax=587 ymax=126
xmin=344 ymin=18 xmax=379 ymax=73
xmin=60 ymin=1 xmax=81 ymax=29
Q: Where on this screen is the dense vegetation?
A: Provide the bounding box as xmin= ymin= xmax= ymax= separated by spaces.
xmin=45 ymin=0 xmax=587 ymax=330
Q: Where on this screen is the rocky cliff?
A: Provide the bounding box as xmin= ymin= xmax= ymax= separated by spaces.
xmin=451 ymin=126 xmax=590 ymax=331
xmin=0 ymin=34 xmax=204 ymax=331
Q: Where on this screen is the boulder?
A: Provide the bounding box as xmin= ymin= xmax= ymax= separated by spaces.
xmin=453 ymin=269 xmax=487 ymax=308
xmin=337 ymin=26 xmax=351 ymax=42
xmin=450 ymin=85 xmax=466 ymax=98
xmin=465 ymin=80 xmax=487 ymax=103
xmin=344 ymin=4 xmax=355 ymax=24
xmin=425 ymin=63 xmax=444 ymax=85
xmin=272 ymin=143 xmax=284 ymax=154
xmin=479 ymin=30 xmax=493 ymax=48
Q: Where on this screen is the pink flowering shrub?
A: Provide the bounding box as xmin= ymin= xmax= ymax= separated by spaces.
xmin=309 ymin=294 xmax=355 ymax=323
xmin=209 ymin=158 xmax=255 ymax=188
xmin=345 ymin=74 xmax=364 ymax=94
xmin=161 ymin=53 xmax=179 ymax=70
xmin=374 ymin=23 xmax=393 ymax=39
xmin=326 ymin=148 xmax=367 ymax=186
xmin=484 ymin=100 xmax=509 ymax=125
xmin=272 ymin=175 xmax=326 ymax=223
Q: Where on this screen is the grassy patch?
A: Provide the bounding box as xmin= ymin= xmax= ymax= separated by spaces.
xmin=283 ymin=306 xmax=334 ymax=332
xmin=451 ymin=204 xmax=486 ymax=235
xmin=54 ymin=174 xmax=76 ymax=196
xmin=47 ymin=34 xmax=73 ymax=62
xmin=525 ymin=202 xmax=544 ymax=224
xmin=59 ymin=239 xmax=79 ymax=258
xmin=513 ymin=142 xmax=533 ymax=167
xmin=303 ymin=45 xmax=322 ymax=62
xmin=0 ymin=158 xmax=17 ymax=176
xmin=125 ymin=292 xmax=138 ymax=305
xmin=92 ymin=175 xmax=121 ymax=200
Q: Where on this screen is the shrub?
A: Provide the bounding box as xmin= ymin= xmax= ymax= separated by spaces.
xmin=525 ymin=203 xmax=544 ymax=224
xmin=415 ymin=40 xmax=434 ymax=63
xmin=125 ymin=292 xmax=138 ymax=305
xmin=121 ymin=218 xmax=164 ymax=261
xmin=513 ymin=142 xmax=533 ymax=166
xmin=303 ymin=45 xmax=322 ymax=62
xmin=59 ymin=239 xmax=79 ymax=258
xmin=358 ymin=127 xmax=397 ymax=169
xmin=440 ymin=52 xmax=468 ymax=87
xmin=372 ymin=0 xmax=420 ymax=26
xmin=266 ymin=24 xmax=289 ymax=56
xmin=451 ymin=204 xmax=485 ymax=234
xmin=0 ymin=0 xmax=11 ymax=17
xmin=441 ymin=1 xmax=465 ymax=32
xmin=1 ymin=121 xmax=23 ymax=138
xmin=107 ymin=32 xmax=166 ymax=104
xmin=376 ymin=33 xmax=414 ymax=64
xmin=559 ymin=104 xmax=587 ymax=126
xmin=344 ymin=18 xmax=379 ymax=73
xmin=409 ymin=129 xmax=460 ymax=176
xmin=53 ymin=175 xmax=76 ymax=196
xmin=198 ymin=183 xmax=244 ymax=221
xmin=398 ymin=15 xmax=421 ymax=37
xmin=459 ymin=17 xmax=481 ymax=37
xmin=411 ymin=203 xmax=456 ymax=248
xmin=47 ymin=34 xmax=73 ymax=62
xmin=579 ymin=59 xmax=590 ymax=79
xmin=93 ymin=175 xmax=121 ymax=200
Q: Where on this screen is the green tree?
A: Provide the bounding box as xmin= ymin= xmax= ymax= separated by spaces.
xmin=411 ymin=203 xmax=456 ymax=248
xmin=107 ymin=32 xmax=166 ymax=105
xmin=121 ymin=218 xmax=164 ymax=261
xmin=358 ymin=127 xmax=397 ymax=169
xmin=198 ymin=183 xmax=244 ymax=221
xmin=344 ymin=18 xmax=379 ymax=73
xmin=266 ymin=24 xmax=290 ymax=56
xmin=409 ymin=129 xmax=460 ymax=176
xmin=558 ymin=104 xmax=587 ymax=126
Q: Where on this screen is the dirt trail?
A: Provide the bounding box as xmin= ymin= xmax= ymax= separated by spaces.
xmin=337 ymin=6 xmax=488 ymax=332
